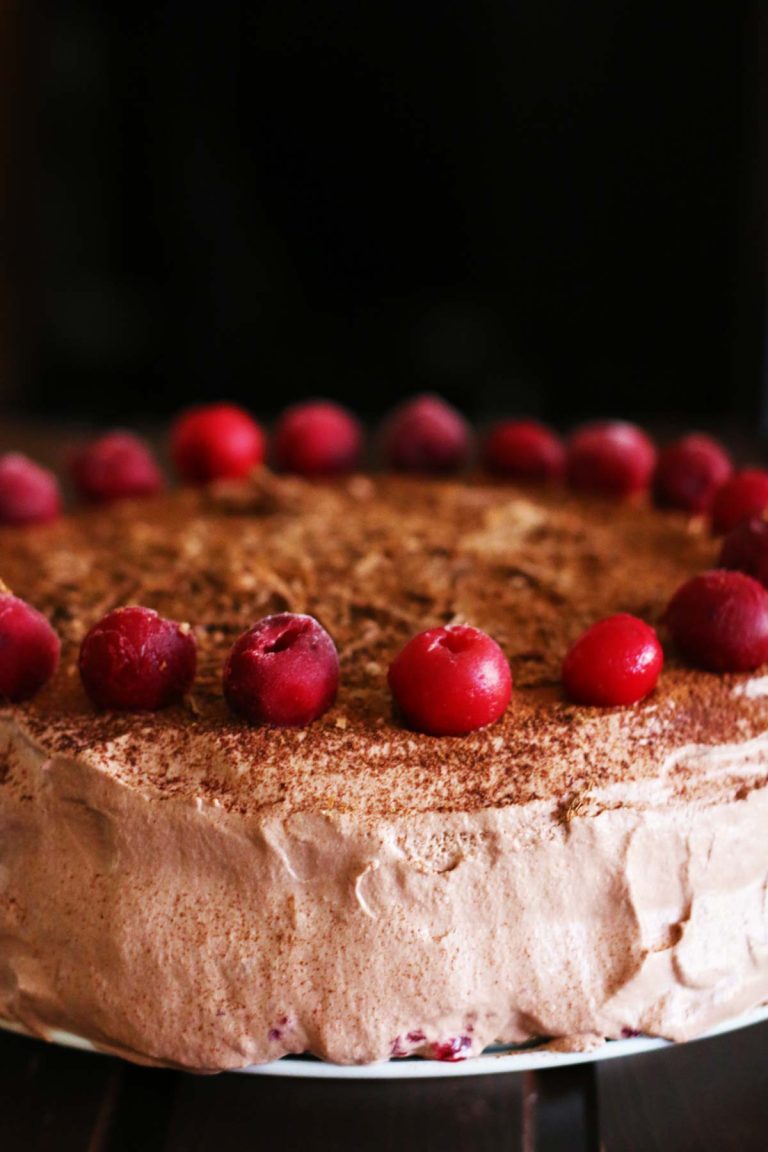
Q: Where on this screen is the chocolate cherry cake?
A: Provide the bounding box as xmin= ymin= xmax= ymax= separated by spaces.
xmin=1 ymin=464 xmax=768 ymax=1071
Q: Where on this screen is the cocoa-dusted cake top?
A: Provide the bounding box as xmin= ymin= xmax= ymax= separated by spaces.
xmin=1 ymin=471 xmax=765 ymax=816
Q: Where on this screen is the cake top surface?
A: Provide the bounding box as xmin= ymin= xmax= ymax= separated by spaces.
xmin=2 ymin=471 xmax=765 ymax=817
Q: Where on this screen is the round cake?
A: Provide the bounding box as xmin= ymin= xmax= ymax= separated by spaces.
xmin=1 ymin=470 xmax=767 ymax=1070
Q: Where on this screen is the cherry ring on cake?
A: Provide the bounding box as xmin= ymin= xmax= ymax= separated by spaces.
xmin=170 ymin=402 xmax=266 ymax=483
xmin=710 ymin=469 xmax=768 ymax=536
xmin=388 ymin=623 xmax=512 ymax=736
xmin=274 ymin=400 xmax=363 ymax=476
xmin=223 ymin=612 xmax=340 ymax=727
xmin=0 ymin=593 xmax=60 ymax=702
xmin=653 ymin=433 xmax=732 ymax=514
xmin=665 ymin=569 xmax=768 ymax=672
xmin=0 ymin=453 xmax=62 ymax=526
xmin=484 ymin=419 xmax=565 ymax=483
xmin=79 ymin=606 xmax=197 ymax=711
xmin=381 ymin=393 xmax=471 ymax=474
xmin=566 ymin=420 xmax=656 ymax=497
xmin=70 ymin=431 xmax=164 ymax=504
xmin=562 ymin=613 xmax=663 ymax=707
xmin=719 ymin=517 xmax=768 ymax=587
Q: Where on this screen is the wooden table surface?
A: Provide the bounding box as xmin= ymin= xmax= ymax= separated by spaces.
xmin=2 ymin=1019 xmax=767 ymax=1151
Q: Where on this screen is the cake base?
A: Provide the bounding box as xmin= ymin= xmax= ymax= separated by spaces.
xmin=4 ymin=1006 xmax=768 ymax=1079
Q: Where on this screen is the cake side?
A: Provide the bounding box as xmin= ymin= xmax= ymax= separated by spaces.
xmin=2 ymin=713 xmax=768 ymax=1070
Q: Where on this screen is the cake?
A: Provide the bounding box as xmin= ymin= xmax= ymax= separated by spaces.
xmin=1 ymin=469 xmax=767 ymax=1071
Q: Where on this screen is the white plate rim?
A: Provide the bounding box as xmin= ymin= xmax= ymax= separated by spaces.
xmin=3 ymin=1004 xmax=768 ymax=1080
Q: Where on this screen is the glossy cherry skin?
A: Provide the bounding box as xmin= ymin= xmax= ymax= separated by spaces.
xmin=79 ymin=606 xmax=197 ymax=710
xmin=562 ymin=614 xmax=663 ymax=706
xmin=170 ymin=403 xmax=266 ymax=482
xmin=653 ymin=433 xmax=732 ymax=514
xmin=719 ymin=517 xmax=768 ymax=587
xmin=664 ymin=570 xmax=768 ymax=672
xmin=387 ymin=624 xmax=512 ymax=736
xmin=274 ymin=401 xmax=363 ymax=476
xmin=566 ymin=421 xmax=656 ymax=497
xmin=484 ymin=420 xmax=565 ymax=483
xmin=70 ymin=431 xmax=164 ymax=503
xmin=223 ymin=613 xmax=339 ymax=726
xmin=0 ymin=454 xmax=61 ymax=525
xmin=0 ymin=594 xmax=60 ymax=701
xmin=710 ymin=470 xmax=768 ymax=535
xmin=381 ymin=394 xmax=471 ymax=473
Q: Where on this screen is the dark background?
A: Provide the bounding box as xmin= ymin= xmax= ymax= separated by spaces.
xmin=3 ymin=2 xmax=767 ymax=428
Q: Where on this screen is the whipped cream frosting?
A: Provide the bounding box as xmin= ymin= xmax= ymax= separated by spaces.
xmin=0 ymin=474 xmax=767 ymax=1068
xmin=1 ymin=716 xmax=768 ymax=1069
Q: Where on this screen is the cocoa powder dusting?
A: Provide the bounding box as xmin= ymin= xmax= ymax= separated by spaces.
xmin=1 ymin=472 xmax=766 ymax=815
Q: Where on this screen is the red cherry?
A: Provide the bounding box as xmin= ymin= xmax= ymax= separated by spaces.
xmin=0 ymin=594 xmax=60 ymax=701
xmin=223 ymin=613 xmax=339 ymax=726
xmin=79 ymin=606 xmax=197 ymax=710
xmin=562 ymin=614 xmax=663 ymax=706
xmin=653 ymin=433 xmax=732 ymax=514
xmin=719 ymin=517 xmax=768 ymax=586
xmin=431 ymin=1036 xmax=472 ymax=1062
xmin=387 ymin=624 xmax=511 ymax=736
xmin=70 ymin=431 xmax=164 ymax=504
xmin=382 ymin=394 xmax=471 ymax=473
xmin=274 ymin=400 xmax=363 ymax=476
xmin=710 ymin=469 xmax=768 ymax=535
xmin=0 ymin=454 xmax=61 ymax=525
xmin=566 ymin=421 xmax=656 ymax=497
xmin=170 ymin=403 xmax=266 ymax=483
xmin=484 ymin=420 xmax=565 ymax=483
xmin=665 ymin=570 xmax=768 ymax=672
